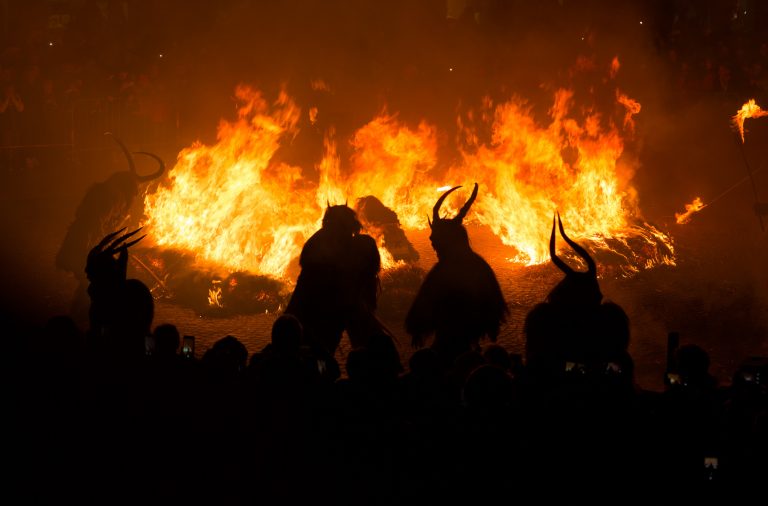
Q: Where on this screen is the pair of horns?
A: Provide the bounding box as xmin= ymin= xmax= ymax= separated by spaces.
xmin=550 ymin=212 xmax=596 ymax=275
xmin=94 ymin=226 xmax=146 ymax=254
xmin=326 ymin=199 xmax=348 ymax=207
xmin=429 ymin=183 xmax=479 ymax=226
xmin=105 ymin=132 xmax=165 ymax=182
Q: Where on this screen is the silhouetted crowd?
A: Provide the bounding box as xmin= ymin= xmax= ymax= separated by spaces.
xmin=9 ymin=198 xmax=768 ymax=506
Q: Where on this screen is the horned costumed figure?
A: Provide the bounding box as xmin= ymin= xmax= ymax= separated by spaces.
xmin=56 ymin=133 xmax=164 ymax=279
xmin=546 ymin=212 xmax=602 ymax=308
xmin=56 ymin=134 xmax=163 ymax=323
xmin=84 ymin=227 xmax=150 ymax=357
xmin=405 ymin=183 xmax=508 ymax=366
xmin=524 ymin=213 xmax=629 ymax=379
xmin=285 ymin=202 xmax=391 ymax=358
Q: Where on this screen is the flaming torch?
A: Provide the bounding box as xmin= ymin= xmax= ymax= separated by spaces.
xmin=732 ymin=99 xmax=767 ymax=231
xmin=733 ymin=99 xmax=768 ymax=143
xmin=675 ymin=197 xmax=706 ymax=225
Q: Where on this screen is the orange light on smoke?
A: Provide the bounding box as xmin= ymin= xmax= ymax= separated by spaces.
xmin=733 ymin=99 xmax=768 ymax=143
xmin=610 ymin=56 xmax=620 ymax=79
xmin=675 ymin=197 xmax=706 ymax=225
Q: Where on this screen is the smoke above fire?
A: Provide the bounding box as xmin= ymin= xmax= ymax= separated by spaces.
xmin=143 ymin=58 xmax=674 ymax=280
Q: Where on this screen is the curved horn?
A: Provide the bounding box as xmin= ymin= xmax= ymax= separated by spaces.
xmin=132 ymin=151 xmax=165 ymax=182
xmin=327 ymin=199 xmax=331 ymax=208
xmin=557 ymin=212 xmax=596 ymax=275
xmin=96 ymin=227 xmax=128 ymax=251
xmin=454 ymin=182 xmax=479 ymax=222
xmin=550 ymin=213 xmax=573 ymax=274
xmin=433 ymin=186 xmax=461 ymax=222
xmin=105 ymin=132 xmax=136 ymax=175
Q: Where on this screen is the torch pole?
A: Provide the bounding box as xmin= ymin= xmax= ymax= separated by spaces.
xmin=736 ymin=134 xmax=765 ymax=232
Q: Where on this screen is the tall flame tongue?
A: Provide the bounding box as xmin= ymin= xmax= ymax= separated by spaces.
xmin=733 ymin=99 xmax=768 ymax=143
xmin=144 ymin=80 xmax=672 ymax=279
xmin=445 ymin=89 xmax=639 ymax=265
xmin=144 ymin=86 xmax=320 ymax=278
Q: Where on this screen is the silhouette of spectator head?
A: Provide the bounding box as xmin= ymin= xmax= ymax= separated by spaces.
xmin=153 ymin=323 xmax=180 ymax=358
xmin=449 ymin=349 xmax=486 ymax=387
xmin=409 ymin=348 xmax=442 ymax=379
xmin=271 ymin=314 xmax=302 ymax=356
xmin=347 ymin=332 xmax=402 ymax=384
xmin=547 ymin=212 xmax=602 ymax=307
xmin=101 ymin=278 xmax=154 ymax=359
xmin=346 ymin=348 xmax=372 ymax=383
xmin=676 ymin=344 xmax=713 ymax=388
xmin=203 ymin=335 xmax=248 ymax=382
xmin=483 ymin=344 xmax=511 ymax=371
xmin=428 ymin=183 xmax=478 ymax=260
xmin=463 ymin=364 xmax=514 ymax=412
xmin=322 ymin=202 xmax=361 ymax=237
xmin=41 ymin=315 xmax=83 ymax=356
xmin=594 ymin=301 xmax=630 ymax=360
xmin=122 ymin=278 xmax=154 ymax=337
xmin=524 ymin=302 xmax=563 ymax=372
xmin=602 ymin=350 xmax=635 ymax=391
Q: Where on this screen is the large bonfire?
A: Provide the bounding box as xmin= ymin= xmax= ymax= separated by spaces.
xmin=142 ymin=62 xmax=674 ymax=295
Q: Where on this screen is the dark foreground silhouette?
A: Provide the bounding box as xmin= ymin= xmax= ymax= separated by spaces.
xmin=8 ymin=220 xmax=768 ymax=505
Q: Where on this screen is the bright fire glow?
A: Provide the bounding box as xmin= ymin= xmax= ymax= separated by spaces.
xmin=445 ymin=88 xmax=643 ymax=265
xmin=144 ymin=76 xmax=673 ymax=279
xmin=144 ymin=85 xmax=318 ymax=278
xmin=675 ymin=197 xmax=706 ymax=225
xmin=733 ymin=99 xmax=768 ymax=143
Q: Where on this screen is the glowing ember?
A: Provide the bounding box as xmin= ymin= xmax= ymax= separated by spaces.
xmin=733 ymin=99 xmax=768 ymax=143
xmin=610 ymin=56 xmax=620 ymax=79
xmin=675 ymin=197 xmax=706 ymax=225
xmin=144 ymin=72 xmax=674 ymax=280
xmin=617 ymin=92 xmax=642 ymax=134
xmin=208 ymin=282 xmax=223 ymax=307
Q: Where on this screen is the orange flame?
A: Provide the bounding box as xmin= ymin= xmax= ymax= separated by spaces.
xmin=610 ymin=56 xmax=620 ymax=79
xmin=617 ymin=92 xmax=642 ymax=134
xmin=675 ymin=197 xmax=706 ymax=225
xmin=344 ymin=114 xmax=439 ymax=230
xmin=144 ymin=85 xmax=318 ymax=278
xmin=208 ymin=285 xmax=223 ymax=308
xmin=144 ymin=78 xmax=673 ymax=279
xmin=445 ymin=88 xmax=641 ymax=265
xmin=733 ymin=99 xmax=768 ymax=143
